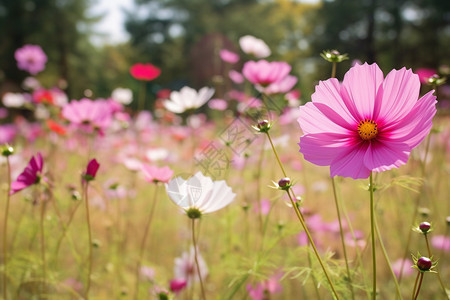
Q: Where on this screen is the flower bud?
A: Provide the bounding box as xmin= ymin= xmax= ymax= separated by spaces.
xmin=418 ymin=207 xmax=430 ymax=218
xmin=419 ymin=222 xmax=431 ymax=233
xmin=1 ymin=145 xmax=14 ymax=157
xmin=320 ymin=49 xmax=349 ymax=63
xmin=278 ymin=177 xmax=291 ymax=190
xmin=426 ymin=74 xmax=446 ymax=87
xmin=254 ymin=119 xmax=271 ymax=133
xmin=417 ymin=257 xmax=432 ymax=271
xmin=186 ymin=207 xmax=202 ymax=219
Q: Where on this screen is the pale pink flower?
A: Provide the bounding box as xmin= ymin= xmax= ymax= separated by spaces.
xmin=14 ymin=44 xmax=47 ymax=75
xmin=229 ymin=70 xmax=244 ymax=84
xmin=243 ymin=60 xmax=291 ymax=87
xmin=163 ymin=86 xmax=214 ymax=114
xmin=62 ymin=98 xmax=113 ymax=133
xmin=431 ymin=235 xmax=450 ymax=252
xmin=208 ymin=98 xmax=228 ymax=110
xmin=239 ymin=35 xmax=271 ymax=58
xmin=298 ymin=63 xmax=437 ymax=179
xmin=262 ymin=75 xmax=298 ymax=95
xmin=392 ymin=258 xmax=414 ymax=278
xmin=142 ymin=165 xmax=173 ymax=184
xmin=220 ymin=49 xmax=239 ymax=64
xmin=174 ymin=246 xmax=208 ymax=286
xmin=247 ymin=272 xmax=283 ymax=300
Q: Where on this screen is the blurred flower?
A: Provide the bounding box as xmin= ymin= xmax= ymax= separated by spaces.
xmin=0 ymin=108 xmax=7 ymax=119
xmin=431 ymin=235 xmax=450 ymax=252
xmin=344 ymin=230 xmax=366 ymax=249
xmin=63 ymin=278 xmax=83 ymax=293
xmin=169 ymin=278 xmax=187 ymax=293
xmin=130 ymin=63 xmax=161 ymax=81
xmin=2 ymin=92 xmax=27 ymax=108
xmin=254 ymin=199 xmax=271 ymax=215
xmin=208 ymin=98 xmax=228 ymax=111
xmin=142 ymin=165 xmax=173 ymax=184
xmin=239 ymin=35 xmax=271 ymax=58
xmin=46 ymin=119 xmax=66 ymax=136
xmin=140 ymin=266 xmax=155 ymax=281
xmin=111 ymin=87 xmax=133 ymax=105
xmin=243 ymin=60 xmax=291 ymax=87
xmin=146 ymin=148 xmax=169 ymax=162
xmin=286 ymin=89 xmax=301 ymax=106
xmin=10 ymin=152 xmax=45 ymax=195
xmin=14 ymin=44 xmax=47 ymax=75
xmin=174 ymin=246 xmax=208 ymax=286
xmin=263 ymin=75 xmax=297 ymax=95
xmin=298 ymin=63 xmax=437 ymax=179
xmin=229 ymin=70 xmax=244 ymax=84
xmin=163 ymin=86 xmax=215 ymax=114
xmin=392 ymin=258 xmax=414 ymax=278
xmin=220 ymin=49 xmax=239 ymax=64
xmin=246 ymin=272 xmax=283 ymax=300
xmin=62 ymin=98 xmax=113 ymax=134
xmin=156 ymin=88 xmax=172 ymax=100
xmin=82 ymin=159 xmax=100 ymax=182
xmin=166 ymin=171 xmax=236 ymax=217
xmin=416 ymin=68 xmax=437 ymax=84
xmin=32 ymin=89 xmax=55 ymax=105
xmin=22 ymin=77 xmax=41 ymax=90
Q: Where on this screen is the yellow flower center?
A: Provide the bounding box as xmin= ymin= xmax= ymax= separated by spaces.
xmin=358 ymin=119 xmax=378 ymax=141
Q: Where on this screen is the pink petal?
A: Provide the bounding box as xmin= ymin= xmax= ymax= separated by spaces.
xmin=299 ymin=133 xmax=355 ymax=166
xmin=363 ymin=140 xmax=410 ymax=172
xmin=298 ymin=102 xmax=353 ymax=135
xmin=341 ymin=63 xmax=384 ymax=120
xmin=375 ymin=67 xmax=420 ymax=123
xmin=330 ymin=142 xmax=371 ymax=179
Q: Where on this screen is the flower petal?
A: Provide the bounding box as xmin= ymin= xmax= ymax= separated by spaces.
xmin=363 ymin=140 xmax=410 ymax=172
xmin=298 ymin=102 xmax=353 ymax=135
xmin=330 ymin=142 xmax=371 ymax=179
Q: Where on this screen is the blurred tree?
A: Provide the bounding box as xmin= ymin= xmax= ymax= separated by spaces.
xmin=0 ymin=0 xmax=102 ymax=98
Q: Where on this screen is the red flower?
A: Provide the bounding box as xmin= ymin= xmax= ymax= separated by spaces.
xmin=46 ymin=119 xmax=66 ymax=135
xmin=33 ymin=89 xmax=54 ymax=105
xmin=130 ymin=63 xmax=161 ymax=81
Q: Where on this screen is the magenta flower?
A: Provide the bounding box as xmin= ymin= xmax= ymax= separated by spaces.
xmin=10 ymin=152 xmax=44 ymax=195
xmin=83 ymin=159 xmax=100 ymax=182
xmin=62 ymin=98 xmax=113 ymax=133
xmin=169 ymin=278 xmax=187 ymax=293
xmin=141 ymin=165 xmax=173 ymax=184
xmin=14 ymin=44 xmax=47 ymax=75
xmin=243 ymin=60 xmax=291 ymax=86
xmin=220 ymin=49 xmax=239 ymax=64
xmin=298 ymin=63 xmax=437 ymax=179
xmin=416 ymin=68 xmax=436 ymax=84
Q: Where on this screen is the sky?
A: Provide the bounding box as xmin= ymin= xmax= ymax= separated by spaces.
xmin=87 ymin=0 xmax=135 ymax=46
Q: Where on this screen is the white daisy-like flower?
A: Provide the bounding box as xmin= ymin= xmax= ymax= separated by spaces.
xmin=166 ymin=171 xmax=236 ymax=217
xmin=239 ymin=35 xmax=271 ymax=58
xmin=111 ymin=87 xmax=133 ymax=105
xmin=163 ymin=86 xmax=215 ymax=114
xmin=2 ymin=92 xmax=27 ymax=108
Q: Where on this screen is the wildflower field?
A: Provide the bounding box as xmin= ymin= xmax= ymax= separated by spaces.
xmin=1 ymin=1 xmax=450 ymax=299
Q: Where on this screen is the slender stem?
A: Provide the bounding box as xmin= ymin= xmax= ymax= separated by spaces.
xmin=374 ymin=212 xmax=402 ymax=299
xmin=331 ymin=62 xmax=337 ymax=79
xmin=369 ymin=172 xmax=377 ymax=300
xmin=413 ymin=273 xmax=424 ymax=300
xmin=331 ymin=177 xmax=355 ymax=300
xmin=40 ymin=193 xmax=47 ymax=295
xmin=191 ymin=219 xmax=206 ymax=300
xmin=265 ymin=132 xmax=287 ymax=177
xmin=424 ymin=234 xmax=432 ymax=257
xmin=285 ymin=190 xmax=340 ymax=299
xmin=423 ymin=234 xmax=449 ymax=299
xmin=255 ymin=142 xmax=265 ymax=234
xmin=3 ymin=157 xmax=11 ymax=299
xmin=138 ymin=81 xmax=147 ymax=111
xmin=134 ymin=185 xmax=159 ymax=300
xmin=84 ymin=182 xmax=93 ymax=299
xmin=411 ymin=271 xmax=420 ymax=300
xmin=306 ymin=240 xmax=322 ymax=300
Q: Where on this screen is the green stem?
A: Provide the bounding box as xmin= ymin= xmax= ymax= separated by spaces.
xmin=265 ymin=132 xmax=287 ymax=177
xmin=138 ymin=81 xmax=147 ymax=111
xmin=191 ymin=219 xmax=206 ymax=300
xmin=374 ymin=213 xmax=402 ymax=299
xmin=331 ymin=62 xmax=337 ymax=79
xmin=3 ymin=157 xmax=11 ymax=300
xmin=413 ymin=273 xmax=424 ymax=300
xmin=369 ymin=172 xmax=377 ymax=300
xmin=84 ymin=182 xmax=93 ymax=299
xmin=285 ymin=190 xmax=340 ymax=299
xmin=40 ymin=192 xmax=47 ymax=295
xmin=134 ymin=185 xmax=159 ymax=300
xmin=331 ymin=177 xmax=355 ymax=300
xmin=255 ymin=142 xmax=265 ymax=234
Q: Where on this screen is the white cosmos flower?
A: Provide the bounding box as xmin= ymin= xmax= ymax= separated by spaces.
xmin=111 ymin=87 xmax=133 ymax=105
xmin=239 ymin=35 xmax=271 ymax=58
xmin=166 ymin=171 xmax=236 ymax=215
xmin=2 ymin=92 xmax=27 ymax=108
xmin=163 ymin=86 xmax=215 ymax=114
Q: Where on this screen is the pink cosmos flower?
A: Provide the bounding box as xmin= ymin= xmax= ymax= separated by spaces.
xmin=142 ymin=165 xmax=173 ymax=183
xmin=62 ymin=98 xmax=113 ymax=133
xmin=129 ymin=63 xmax=161 ymax=81
xmin=239 ymin=35 xmax=271 ymax=58
xmin=392 ymin=258 xmax=414 ymax=278
xmin=263 ymin=75 xmax=297 ymax=95
xmin=416 ymin=68 xmax=436 ymax=84
xmin=220 ymin=49 xmax=239 ymax=64
xmin=229 ymin=70 xmax=244 ymax=84
xmin=0 ymin=125 xmax=17 ymax=144
xmin=247 ymin=273 xmax=283 ymax=300
xmin=174 ymin=246 xmax=208 ymax=286
xmin=298 ymin=63 xmax=437 ymax=179
xmin=14 ymin=44 xmax=47 ymax=75
xmin=208 ymin=98 xmax=228 ymax=111
xmin=431 ymin=235 xmax=450 ymax=252
xmin=10 ymin=152 xmax=44 ymax=195
xmin=243 ymin=60 xmax=291 ymax=87
xmin=169 ymin=278 xmax=187 ymax=293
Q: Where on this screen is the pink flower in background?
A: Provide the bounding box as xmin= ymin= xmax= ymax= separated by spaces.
xmin=416 ymin=68 xmax=436 ymax=84
xmin=14 ymin=44 xmax=47 ymax=75
xmin=431 ymin=235 xmax=450 ymax=252
xmin=10 ymin=152 xmax=44 ymax=195
xmin=243 ymin=60 xmax=291 ymax=87
xmin=254 ymin=199 xmax=271 ymax=215
xmin=392 ymin=258 xmax=414 ymax=278
xmin=220 ymin=49 xmax=239 ymax=64
xmin=174 ymin=247 xmax=208 ymax=286
xmin=229 ymin=70 xmax=244 ymax=84
xmin=142 ymin=165 xmax=173 ymax=183
xmin=130 ymin=63 xmax=161 ymax=81
xmin=32 ymin=89 xmax=55 ymax=105
xmin=0 ymin=124 xmax=17 ymax=144
xmin=247 ymin=272 xmax=283 ymax=300
xmin=169 ymin=278 xmax=187 ymax=293
xmin=239 ymin=35 xmax=271 ymax=58
xmin=140 ymin=266 xmax=155 ymax=281
xmin=263 ymin=75 xmax=298 ymax=95
xmin=208 ymin=99 xmax=228 ymax=111
xmin=62 ymin=98 xmax=113 ymax=133
xmin=298 ymin=63 xmax=437 ymax=179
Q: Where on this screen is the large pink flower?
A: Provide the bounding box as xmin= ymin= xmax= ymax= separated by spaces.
xmin=62 ymin=98 xmax=113 ymax=133
xmin=243 ymin=60 xmax=291 ymax=86
xmin=10 ymin=152 xmax=44 ymax=195
xmin=298 ymin=63 xmax=437 ymax=179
